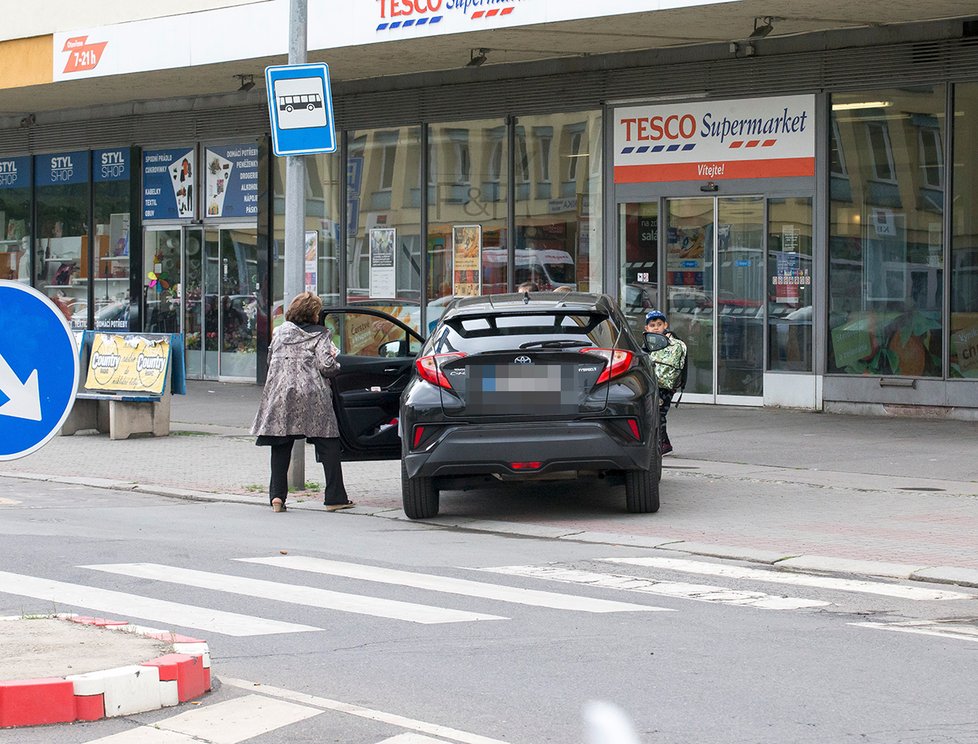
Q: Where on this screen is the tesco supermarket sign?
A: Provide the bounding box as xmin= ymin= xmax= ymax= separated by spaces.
xmin=614 ymin=94 xmax=815 ymax=183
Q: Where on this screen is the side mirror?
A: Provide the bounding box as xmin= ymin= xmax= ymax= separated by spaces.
xmin=644 ymin=332 xmax=670 ymax=352
xmin=378 ymin=339 xmax=409 ymax=358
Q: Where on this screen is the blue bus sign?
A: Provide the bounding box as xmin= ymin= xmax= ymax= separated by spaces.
xmin=0 ymin=282 xmax=79 ymax=461
xmin=265 ymin=63 xmax=337 ymax=157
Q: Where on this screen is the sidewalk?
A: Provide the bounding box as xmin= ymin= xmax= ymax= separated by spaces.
xmin=2 ymin=381 xmax=977 ymax=581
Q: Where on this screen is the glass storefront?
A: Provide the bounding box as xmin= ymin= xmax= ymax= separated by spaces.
xmin=92 ymin=148 xmax=133 ymax=330
xmin=35 ymin=151 xmax=91 ymax=331
xmin=951 ymin=83 xmax=978 ymax=379
xmin=0 ymin=156 xmax=31 ymax=286
xmin=767 ymin=197 xmax=813 ymax=372
xmin=828 ymin=86 xmax=946 ymax=377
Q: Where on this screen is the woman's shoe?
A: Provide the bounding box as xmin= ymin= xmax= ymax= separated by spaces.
xmin=324 ymin=500 xmax=355 ymax=512
xmin=271 ymin=498 xmax=286 ymax=512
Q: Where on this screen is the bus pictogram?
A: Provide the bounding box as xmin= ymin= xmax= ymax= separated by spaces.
xmin=279 ymin=93 xmax=323 ymax=113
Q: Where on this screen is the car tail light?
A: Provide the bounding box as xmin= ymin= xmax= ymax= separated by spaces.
xmin=580 ymin=348 xmax=634 ymax=384
xmin=626 ymin=418 xmax=641 ymax=440
xmin=412 ymin=425 xmax=426 ymax=448
xmin=415 ymin=352 xmax=466 ymax=390
xmin=510 ymin=461 xmax=542 ymax=470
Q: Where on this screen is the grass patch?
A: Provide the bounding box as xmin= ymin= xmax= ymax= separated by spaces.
xmin=171 ymin=430 xmax=213 ymax=437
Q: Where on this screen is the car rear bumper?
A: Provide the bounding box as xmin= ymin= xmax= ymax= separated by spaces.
xmin=403 ymin=420 xmax=654 ymax=480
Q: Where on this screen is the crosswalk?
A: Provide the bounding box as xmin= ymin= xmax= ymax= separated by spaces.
xmin=0 ymin=555 xmax=973 ymax=643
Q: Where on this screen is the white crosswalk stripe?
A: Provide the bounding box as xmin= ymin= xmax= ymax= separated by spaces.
xmin=475 ymin=565 xmax=829 ymax=610
xmin=83 ymin=694 xmax=321 ymax=743
xmin=599 ymin=556 xmax=971 ymax=600
xmin=83 ymin=563 xmax=507 ymax=625
xmin=851 ymin=620 xmax=978 ymax=643
xmin=0 ymin=570 xmax=317 ymax=636
xmin=238 ymin=555 xmax=668 ymax=614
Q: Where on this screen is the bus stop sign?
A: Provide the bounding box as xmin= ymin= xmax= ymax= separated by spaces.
xmin=265 ymin=63 xmax=337 ymax=157
xmin=0 ymin=281 xmax=79 ymax=461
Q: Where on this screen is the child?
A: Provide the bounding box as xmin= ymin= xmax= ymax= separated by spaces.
xmin=644 ymin=309 xmax=687 ymax=455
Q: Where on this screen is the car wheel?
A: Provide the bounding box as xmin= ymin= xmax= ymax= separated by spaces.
xmin=401 ymin=460 xmax=439 ymax=519
xmin=625 ymin=454 xmax=660 ymax=514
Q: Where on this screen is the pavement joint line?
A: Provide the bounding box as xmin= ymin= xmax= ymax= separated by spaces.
xmin=3 ymin=471 xmax=978 ymax=591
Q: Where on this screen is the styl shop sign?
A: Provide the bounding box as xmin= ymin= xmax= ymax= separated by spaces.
xmin=614 ymin=94 xmax=815 ymax=183
xmin=376 ymin=0 xmax=517 ymax=32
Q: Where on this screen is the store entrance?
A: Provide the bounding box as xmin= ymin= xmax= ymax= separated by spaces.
xmin=143 ymin=225 xmax=258 ymax=380
xmin=620 ymin=195 xmax=773 ymax=404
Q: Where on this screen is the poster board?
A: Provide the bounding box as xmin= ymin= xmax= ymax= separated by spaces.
xmin=452 ymin=224 xmax=481 ymax=296
xmin=304 ymin=231 xmax=318 ymax=292
xmin=84 ymin=333 xmax=171 ymax=395
xmin=369 ymin=227 xmax=396 ymax=297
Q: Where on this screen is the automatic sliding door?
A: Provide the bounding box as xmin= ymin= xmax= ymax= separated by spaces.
xmin=665 ymin=198 xmax=714 ymax=397
xmin=716 ymin=196 xmax=764 ymax=399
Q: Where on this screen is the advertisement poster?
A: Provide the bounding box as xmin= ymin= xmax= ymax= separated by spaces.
xmin=452 ymin=224 xmax=482 ymax=296
xmin=143 ymin=148 xmax=196 ymax=220
xmin=84 ymin=333 xmax=171 ymax=394
xmin=204 ymin=143 xmax=260 ymax=218
xmin=304 ymin=230 xmax=318 ymax=293
xmin=368 ymin=227 xmax=396 ymax=298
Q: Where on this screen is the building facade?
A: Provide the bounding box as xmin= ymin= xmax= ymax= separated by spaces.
xmin=2 ymin=1 xmax=978 ymax=417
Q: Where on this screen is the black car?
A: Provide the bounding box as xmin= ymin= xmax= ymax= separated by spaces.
xmin=322 ymin=292 xmax=664 ymax=519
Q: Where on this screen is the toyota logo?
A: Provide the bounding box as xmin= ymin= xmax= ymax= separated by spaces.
xmin=514 ymin=356 xmax=532 ymax=364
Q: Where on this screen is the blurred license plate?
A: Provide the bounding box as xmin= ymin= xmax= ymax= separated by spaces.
xmin=481 ymin=365 xmax=561 ymax=392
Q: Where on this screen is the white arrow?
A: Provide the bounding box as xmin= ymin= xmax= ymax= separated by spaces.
xmin=0 ymin=351 xmax=41 ymax=421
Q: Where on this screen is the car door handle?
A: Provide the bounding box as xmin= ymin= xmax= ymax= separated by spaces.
xmin=383 ymin=367 xmax=400 ymax=373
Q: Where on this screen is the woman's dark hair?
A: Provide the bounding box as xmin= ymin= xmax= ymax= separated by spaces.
xmin=285 ymin=291 xmax=323 ymax=325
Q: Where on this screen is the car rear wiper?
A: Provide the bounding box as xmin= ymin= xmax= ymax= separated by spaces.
xmin=518 ymin=339 xmax=591 ymax=349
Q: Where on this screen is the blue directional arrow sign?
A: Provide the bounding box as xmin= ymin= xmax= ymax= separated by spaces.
xmin=265 ymin=63 xmax=337 ymax=156
xmin=0 ymin=281 xmax=79 ymax=461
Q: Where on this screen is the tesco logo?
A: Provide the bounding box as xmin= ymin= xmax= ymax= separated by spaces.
xmin=620 ymin=115 xmax=697 ymax=142
xmin=379 ymin=0 xmax=442 ymax=17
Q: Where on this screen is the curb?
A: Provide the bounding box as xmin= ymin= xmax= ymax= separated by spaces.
xmin=0 ymin=615 xmax=211 ymax=729
xmin=3 ymin=471 xmax=978 ymax=590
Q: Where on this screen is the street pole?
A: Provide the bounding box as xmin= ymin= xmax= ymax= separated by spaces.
xmin=285 ymin=0 xmax=307 ymax=491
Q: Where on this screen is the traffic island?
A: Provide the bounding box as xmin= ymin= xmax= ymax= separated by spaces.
xmin=0 ymin=614 xmax=210 ymax=728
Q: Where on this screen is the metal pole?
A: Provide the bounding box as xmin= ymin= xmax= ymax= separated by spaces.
xmin=285 ymin=0 xmax=307 ymax=490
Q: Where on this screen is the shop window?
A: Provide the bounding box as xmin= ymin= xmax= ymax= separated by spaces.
xmin=429 ymin=118 xmax=508 ymax=307
xmin=951 ymin=82 xmax=978 ymax=379
xmin=515 ymin=112 xmax=602 ymax=295
xmin=828 ymin=87 xmax=945 ymax=377
xmin=93 ymin=148 xmax=133 ymax=331
xmin=767 ymin=197 xmax=813 ymax=372
xmin=347 ymin=126 xmax=421 ymax=325
xmin=0 ymin=156 xmax=31 ymax=286
xmin=35 ymin=151 xmax=91 ymax=331
xmin=514 ymin=128 xmax=530 ymax=201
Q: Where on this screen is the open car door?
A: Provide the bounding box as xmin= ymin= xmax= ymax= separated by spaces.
xmin=321 ymin=307 xmax=423 ymax=461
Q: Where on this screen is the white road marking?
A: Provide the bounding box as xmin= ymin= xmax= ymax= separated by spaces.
xmin=0 ymin=497 xmax=20 ymax=505
xmin=600 ymin=557 xmax=972 ymax=601
xmin=0 ymin=571 xmax=316 ymax=637
xmin=476 ymin=565 xmax=828 ymax=610
xmin=83 ymin=694 xmax=321 ymax=743
xmin=83 ymin=563 xmax=507 ymax=625
xmin=239 ymin=555 xmax=667 ymax=614
xmin=379 ymin=736 xmax=451 ymax=743
xmin=851 ymin=620 xmax=978 ymax=643
xmin=221 ymin=677 xmax=511 ymax=744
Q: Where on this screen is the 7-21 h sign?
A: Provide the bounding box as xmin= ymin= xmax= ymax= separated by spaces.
xmin=265 ymin=63 xmax=337 ymax=157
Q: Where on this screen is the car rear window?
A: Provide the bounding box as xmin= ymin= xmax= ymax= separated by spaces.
xmin=434 ymin=311 xmax=621 ymax=353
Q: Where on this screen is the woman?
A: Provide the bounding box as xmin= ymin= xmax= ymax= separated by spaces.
xmin=251 ymin=292 xmax=353 ymax=512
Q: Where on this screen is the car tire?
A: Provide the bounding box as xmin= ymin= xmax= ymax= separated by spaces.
xmin=625 ymin=452 xmax=660 ymax=514
xmin=401 ymin=460 xmax=439 ymax=519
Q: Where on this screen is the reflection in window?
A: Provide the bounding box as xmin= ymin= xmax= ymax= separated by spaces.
xmin=828 ymin=87 xmax=945 ymax=377
xmin=93 ymin=149 xmax=133 ymax=331
xmin=865 ymin=122 xmax=896 ymax=182
xmin=918 ymin=122 xmax=943 ymax=189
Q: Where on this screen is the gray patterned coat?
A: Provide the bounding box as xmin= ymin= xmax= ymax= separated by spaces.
xmin=251 ymin=321 xmax=341 ymax=438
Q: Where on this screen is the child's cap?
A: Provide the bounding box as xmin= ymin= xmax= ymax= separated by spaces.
xmin=645 ymin=309 xmax=667 ymax=323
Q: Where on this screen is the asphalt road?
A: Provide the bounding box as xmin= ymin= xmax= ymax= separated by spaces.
xmin=1 ymin=480 xmax=976 ymax=744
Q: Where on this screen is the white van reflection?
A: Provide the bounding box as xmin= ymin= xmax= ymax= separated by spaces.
xmin=483 ymin=248 xmax=576 ymax=292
